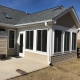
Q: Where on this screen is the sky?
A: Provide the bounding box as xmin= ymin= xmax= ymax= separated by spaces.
xmin=0 ymin=0 xmax=80 ymax=19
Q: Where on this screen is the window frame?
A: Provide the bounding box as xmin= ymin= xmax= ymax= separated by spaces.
xmin=72 ymin=32 xmax=77 ymax=51
xmin=54 ymin=29 xmax=62 ymax=53
xmin=36 ymin=29 xmax=48 ymax=52
xmin=8 ymin=29 xmax=15 ymax=49
xmin=64 ymin=31 xmax=70 ymax=52
xmin=25 ymin=30 xmax=34 ymax=50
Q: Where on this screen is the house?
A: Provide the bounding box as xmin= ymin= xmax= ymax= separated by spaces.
xmin=77 ymin=27 xmax=80 ymax=42
xmin=0 ymin=5 xmax=79 ymax=65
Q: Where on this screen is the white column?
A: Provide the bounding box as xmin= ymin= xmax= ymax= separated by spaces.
xmin=61 ymin=31 xmax=64 ymax=54
xmin=70 ymin=32 xmax=72 ymax=52
xmin=47 ymin=27 xmax=52 ymax=64
xmin=33 ymin=30 xmax=37 ymax=52
xmin=52 ymin=29 xmax=55 ymax=55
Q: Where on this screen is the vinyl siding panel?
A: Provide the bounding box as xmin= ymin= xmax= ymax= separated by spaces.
xmin=57 ymin=12 xmax=77 ymax=28
xmin=0 ymin=37 xmax=7 ymax=55
xmin=0 ymin=26 xmax=17 ymax=56
xmin=25 ymin=51 xmax=48 ymax=64
xmin=51 ymin=52 xmax=77 ymax=64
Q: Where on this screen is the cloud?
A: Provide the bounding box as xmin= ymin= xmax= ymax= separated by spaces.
xmin=53 ymin=0 xmax=63 ymax=6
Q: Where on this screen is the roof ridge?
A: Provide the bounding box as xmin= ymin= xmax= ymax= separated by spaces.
xmin=0 ymin=5 xmax=26 ymax=14
xmin=31 ymin=6 xmax=63 ymax=15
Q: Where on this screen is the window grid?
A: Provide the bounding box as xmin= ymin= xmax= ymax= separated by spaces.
xmin=9 ymin=30 xmax=15 ymax=48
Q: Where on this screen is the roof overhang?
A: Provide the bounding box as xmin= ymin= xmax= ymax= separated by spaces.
xmin=0 ymin=23 xmax=16 ymax=28
xmin=15 ymin=19 xmax=52 ymax=28
xmin=53 ymin=6 xmax=80 ymax=28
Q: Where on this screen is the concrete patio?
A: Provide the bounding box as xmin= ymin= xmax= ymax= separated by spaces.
xmin=0 ymin=57 xmax=48 ymax=80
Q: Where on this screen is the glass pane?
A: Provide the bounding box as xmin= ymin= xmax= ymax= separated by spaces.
xmin=9 ymin=30 xmax=14 ymax=48
xmin=64 ymin=32 xmax=70 ymax=51
xmin=54 ymin=30 xmax=62 ymax=52
xmin=42 ymin=30 xmax=47 ymax=52
xmin=37 ymin=30 xmax=41 ymax=51
xmin=26 ymin=31 xmax=29 ymax=49
xmin=30 ymin=31 xmax=33 ymax=49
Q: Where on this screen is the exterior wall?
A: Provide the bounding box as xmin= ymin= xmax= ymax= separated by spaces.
xmin=51 ymin=52 xmax=77 ymax=64
xmin=0 ymin=37 xmax=7 ymax=55
xmin=25 ymin=51 xmax=48 ymax=64
xmin=57 ymin=12 xmax=77 ymax=28
xmin=17 ymin=24 xmax=50 ymax=64
xmin=77 ymin=31 xmax=80 ymax=42
xmin=0 ymin=26 xmax=17 ymax=56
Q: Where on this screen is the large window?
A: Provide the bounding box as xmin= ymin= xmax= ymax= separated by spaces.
xmin=64 ymin=31 xmax=70 ymax=51
xmin=54 ymin=30 xmax=62 ymax=52
xmin=26 ymin=31 xmax=33 ymax=50
xmin=9 ymin=30 xmax=15 ymax=48
xmin=72 ymin=32 xmax=76 ymax=50
xmin=37 ymin=30 xmax=47 ymax=52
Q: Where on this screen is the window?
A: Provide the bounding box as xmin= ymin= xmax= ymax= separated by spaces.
xmin=72 ymin=32 xmax=76 ymax=50
xmin=64 ymin=31 xmax=70 ymax=51
xmin=54 ymin=30 xmax=62 ymax=52
xmin=9 ymin=30 xmax=15 ymax=48
xmin=2 ymin=12 xmax=12 ymax=19
xmin=37 ymin=30 xmax=47 ymax=52
xmin=26 ymin=31 xmax=33 ymax=50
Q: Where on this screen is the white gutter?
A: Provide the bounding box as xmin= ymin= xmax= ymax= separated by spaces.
xmin=0 ymin=23 xmax=16 ymax=28
xmin=15 ymin=19 xmax=52 ymax=28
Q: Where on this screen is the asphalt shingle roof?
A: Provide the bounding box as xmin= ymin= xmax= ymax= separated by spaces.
xmin=0 ymin=5 xmax=70 ymax=25
xmin=18 ymin=6 xmax=69 ymax=24
xmin=0 ymin=5 xmax=27 ymax=25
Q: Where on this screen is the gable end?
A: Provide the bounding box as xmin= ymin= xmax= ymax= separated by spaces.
xmin=56 ymin=12 xmax=77 ymax=28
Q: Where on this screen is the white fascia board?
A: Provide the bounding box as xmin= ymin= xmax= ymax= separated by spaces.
xmin=0 ymin=23 xmax=16 ymax=28
xmin=15 ymin=19 xmax=52 ymax=28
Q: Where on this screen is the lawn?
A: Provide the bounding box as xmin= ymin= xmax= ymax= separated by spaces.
xmin=9 ymin=58 xmax=80 ymax=80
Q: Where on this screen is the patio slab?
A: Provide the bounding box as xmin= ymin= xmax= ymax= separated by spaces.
xmin=0 ymin=57 xmax=48 ymax=80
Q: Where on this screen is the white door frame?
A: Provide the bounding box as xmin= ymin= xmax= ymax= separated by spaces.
xmin=19 ymin=31 xmax=25 ymax=57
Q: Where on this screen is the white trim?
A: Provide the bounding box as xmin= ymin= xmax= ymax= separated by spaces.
xmin=61 ymin=31 xmax=64 ymax=54
xmin=52 ymin=29 xmax=55 ymax=55
xmin=15 ymin=19 xmax=52 ymax=27
xmin=25 ymin=30 xmax=34 ymax=50
xmin=0 ymin=23 xmax=16 ymax=28
xmin=8 ymin=29 xmax=16 ymax=49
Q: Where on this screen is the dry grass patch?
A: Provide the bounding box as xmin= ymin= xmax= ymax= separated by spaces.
xmin=9 ymin=58 xmax=80 ymax=80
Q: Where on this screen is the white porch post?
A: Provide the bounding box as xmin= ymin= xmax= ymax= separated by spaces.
xmin=52 ymin=29 xmax=55 ymax=55
xmin=47 ymin=27 xmax=52 ymax=64
xmin=33 ymin=30 xmax=37 ymax=52
xmin=61 ymin=31 xmax=64 ymax=53
xmin=70 ymin=32 xmax=72 ymax=52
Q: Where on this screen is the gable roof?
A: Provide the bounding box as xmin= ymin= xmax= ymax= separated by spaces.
xmin=0 ymin=5 xmax=79 ymax=28
xmin=18 ymin=6 xmax=68 ymax=24
xmin=0 ymin=5 xmax=27 ymax=25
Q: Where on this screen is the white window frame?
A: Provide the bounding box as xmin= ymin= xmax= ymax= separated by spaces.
xmin=64 ymin=31 xmax=70 ymax=52
xmin=36 ymin=28 xmax=48 ymax=53
xmin=25 ymin=30 xmax=34 ymax=51
xmin=72 ymin=32 xmax=77 ymax=51
xmin=54 ymin=29 xmax=62 ymax=53
xmin=8 ymin=29 xmax=16 ymax=49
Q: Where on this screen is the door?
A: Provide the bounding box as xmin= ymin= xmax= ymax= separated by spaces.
xmin=19 ymin=33 xmax=24 ymax=57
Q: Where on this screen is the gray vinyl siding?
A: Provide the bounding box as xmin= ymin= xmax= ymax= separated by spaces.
xmin=57 ymin=12 xmax=77 ymax=28
xmin=51 ymin=52 xmax=77 ymax=64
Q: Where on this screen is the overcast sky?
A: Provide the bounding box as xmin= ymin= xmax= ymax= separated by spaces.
xmin=0 ymin=0 xmax=80 ymax=19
